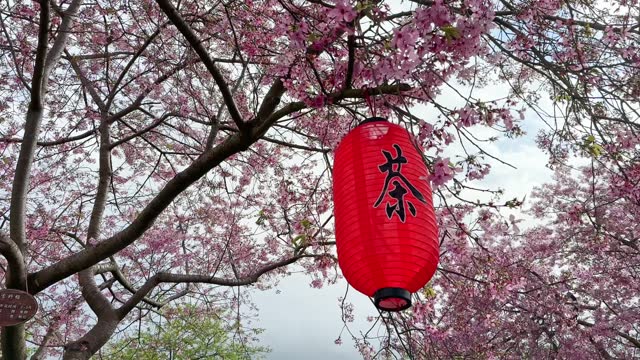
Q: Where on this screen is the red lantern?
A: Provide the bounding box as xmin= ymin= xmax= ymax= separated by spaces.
xmin=332 ymin=118 xmax=439 ymax=311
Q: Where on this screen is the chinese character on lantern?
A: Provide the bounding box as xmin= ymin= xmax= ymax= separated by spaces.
xmin=374 ymin=144 xmax=427 ymax=222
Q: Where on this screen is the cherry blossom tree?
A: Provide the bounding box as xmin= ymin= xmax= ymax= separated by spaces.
xmin=0 ymin=0 xmax=637 ymax=358
xmin=357 ymin=156 xmax=640 ymax=358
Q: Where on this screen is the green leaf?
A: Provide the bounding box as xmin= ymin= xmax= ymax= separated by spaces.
xmin=584 ymin=24 xmax=594 ymax=37
xmin=584 ymin=135 xmax=596 ymax=144
xmin=589 ymin=143 xmax=603 ymax=157
xmin=504 ymin=197 xmax=523 ymax=208
xmin=553 ymin=94 xmax=572 ymax=103
xmin=355 ymin=0 xmax=374 ymax=12
xmin=422 ymin=286 xmax=437 ymax=299
xmin=441 ymin=25 xmax=461 ymax=41
xmin=292 ymin=234 xmax=307 ymax=247
xmin=301 ymin=219 xmax=312 ymax=229
xmin=307 ymin=32 xmax=321 ymax=42
xmin=582 ymin=135 xmax=603 ymax=157
xmin=256 ymin=210 xmax=267 ymax=225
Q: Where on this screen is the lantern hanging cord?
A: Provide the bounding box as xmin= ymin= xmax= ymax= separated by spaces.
xmin=364 ymin=89 xmax=377 ymax=118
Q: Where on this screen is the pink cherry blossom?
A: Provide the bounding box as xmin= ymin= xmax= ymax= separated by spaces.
xmin=430 ymin=157 xmax=458 ymax=186
xmin=328 ymin=0 xmax=357 ymax=23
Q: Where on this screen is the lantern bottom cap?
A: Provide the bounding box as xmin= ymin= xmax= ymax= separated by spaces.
xmin=373 ymin=287 xmax=412 ymax=312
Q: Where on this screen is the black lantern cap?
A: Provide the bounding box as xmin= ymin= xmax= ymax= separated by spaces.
xmin=373 ymin=287 xmax=412 ymax=312
xmin=357 ymin=117 xmax=388 ymax=127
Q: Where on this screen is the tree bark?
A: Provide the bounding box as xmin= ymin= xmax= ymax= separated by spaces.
xmin=62 ymin=317 xmax=119 ymax=360
xmin=4 ymin=94 xmax=44 ymax=360
xmin=3 ymin=0 xmax=81 ymax=356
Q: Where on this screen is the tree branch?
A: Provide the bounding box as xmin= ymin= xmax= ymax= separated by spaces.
xmin=154 ymin=0 xmax=246 ymax=132
xmin=65 ymin=50 xmax=108 ymax=111
xmin=109 ymin=112 xmax=175 ymax=149
xmin=104 ymin=60 xmax=192 ymax=124
xmin=344 ymin=35 xmax=356 ymax=89
xmin=28 ymin=134 xmax=248 ymax=294
xmin=578 ymin=319 xmax=640 ymax=349
xmin=78 ymin=116 xmax=115 ymax=319
xmin=43 ymin=0 xmax=82 ymax=79
xmin=0 ymin=128 xmax=98 ymax=147
xmin=27 ymin=83 xmax=412 ymax=295
xmin=116 ymin=255 xmax=304 ymax=319
xmin=9 ymin=0 xmax=51 ymax=256
xmin=0 ymin=232 xmax=26 ymax=288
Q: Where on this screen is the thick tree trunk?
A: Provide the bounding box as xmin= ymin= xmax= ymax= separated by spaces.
xmin=3 ymin=0 xmax=80 ymax=356
xmin=1 ymin=269 xmax=27 ymax=358
xmin=62 ymin=317 xmax=119 ymax=360
xmin=4 ymin=107 xmax=43 ymax=360
xmin=1 ymin=324 xmax=26 ymax=360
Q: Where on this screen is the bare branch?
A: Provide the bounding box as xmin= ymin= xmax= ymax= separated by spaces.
xmin=154 ymin=0 xmax=246 ymax=131
xmin=65 ymin=50 xmax=108 ymax=111
xmin=116 ymin=255 xmax=305 ymax=319
xmin=0 ymin=129 xmax=98 ymax=147
xmin=109 ymin=112 xmax=175 ymax=149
